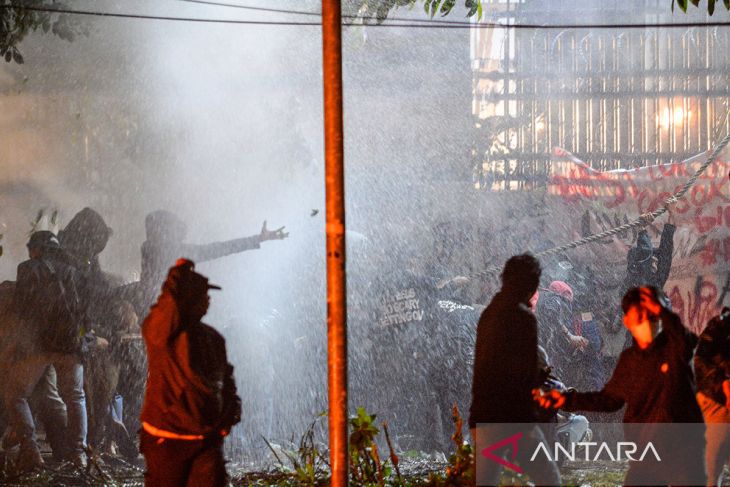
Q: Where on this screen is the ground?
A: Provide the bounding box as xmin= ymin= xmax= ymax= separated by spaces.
xmin=1 ymin=451 xmax=728 ymax=485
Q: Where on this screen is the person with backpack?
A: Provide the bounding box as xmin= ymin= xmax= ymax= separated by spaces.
xmin=3 ymin=231 xmax=89 ymax=470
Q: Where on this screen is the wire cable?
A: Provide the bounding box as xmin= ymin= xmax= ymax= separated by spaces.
xmin=3 ymin=4 xmax=730 ymax=29
xmin=170 ymin=0 xmax=481 ymax=25
xmin=173 ymin=0 xmax=320 ymax=17
xmin=169 ymin=0 xmax=730 ymax=30
xmin=0 ymin=4 xmax=321 ymax=25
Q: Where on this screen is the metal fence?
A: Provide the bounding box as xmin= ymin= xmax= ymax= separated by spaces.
xmin=471 ymin=0 xmax=730 ymax=190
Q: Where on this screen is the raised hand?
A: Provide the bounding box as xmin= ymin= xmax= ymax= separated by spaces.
xmin=260 ymin=220 xmax=289 ymax=242
xmin=639 ymin=287 xmax=662 ymax=316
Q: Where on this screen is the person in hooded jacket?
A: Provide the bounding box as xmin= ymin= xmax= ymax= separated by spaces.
xmin=59 ymin=208 xmax=138 ymax=455
xmin=140 ymin=259 xmax=241 ymax=486
xmin=58 ymin=207 xmax=114 ymax=294
xmin=538 ymin=286 xmax=705 ymax=486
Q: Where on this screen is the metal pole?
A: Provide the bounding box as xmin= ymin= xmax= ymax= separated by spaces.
xmin=322 ymin=1 xmax=348 ymax=485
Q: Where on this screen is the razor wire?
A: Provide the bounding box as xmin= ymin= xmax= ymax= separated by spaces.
xmin=470 ymin=128 xmax=730 ymax=280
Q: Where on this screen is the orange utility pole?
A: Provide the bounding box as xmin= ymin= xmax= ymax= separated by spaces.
xmin=322 ymin=1 xmax=348 ymax=485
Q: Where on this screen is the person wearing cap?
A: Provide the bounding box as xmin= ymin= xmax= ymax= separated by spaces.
xmin=139 ymin=259 xmax=240 ymax=486
xmin=4 ymin=230 xmax=89 ymax=470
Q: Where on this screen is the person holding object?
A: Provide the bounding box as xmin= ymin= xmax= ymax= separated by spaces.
xmin=695 ymin=307 xmax=730 ymax=487
xmin=602 ymin=203 xmax=677 ymax=359
xmin=470 ymin=254 xmax=561 ymax=486
xmin=535 ymin=286 xmax=705 ymax=486
xmin=140 ymin=259 xmax=241 ymax=486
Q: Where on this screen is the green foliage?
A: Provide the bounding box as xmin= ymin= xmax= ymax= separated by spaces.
xmin=0 ymin=1 xmax=84 ymax=64
xmin=347 ymin=0 xmax=727 ymax=22
xmin=263 ymin=413 xmax=330 ymax=486
xmin=348 ymin=407 xmax=390 ymax=486
xmin=343 ymin=0 xmax=483 ymax=23
xmin=263 ymin=406 xmax=478 ymax=486
xmin=671 ymin=0 xmax=730 ymax=14
xmin=423 ymin=406 xmax=473 ymax=487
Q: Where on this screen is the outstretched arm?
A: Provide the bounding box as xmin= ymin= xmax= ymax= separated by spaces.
xmin=535 ymin=358 xmax=627 ymax=413
xmin=181 ymin=220 xmax=288 ymax=263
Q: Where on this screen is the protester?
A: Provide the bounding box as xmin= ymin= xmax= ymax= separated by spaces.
xmin=58 ymin=207 xmax=123 ymax=452
xmin=536 ymin=280 xmax=588 ymax=382
xmin=4 ymin=231 xmax=89 ymax=470
xmin=58 ymin=207 xmax=114 ymax=294
xmin=135 ymin=210 xmax=287 ymax=314
xmin=84 ymin=300 xmax=139 ymax=459
xmin=139 ymin=259 xmax=241 ymax=486
xmin=694 ymin=307 xmax=730 ymax=487
xmin=470 ymin=253 xmax=561 ymax=486
xmin=537 ymin=286 xmax=705 ymax=485
xmin=602 ymin=205 xmax=676 ymax=359
xmin=371 ymin=256 xmax=437 ymax=450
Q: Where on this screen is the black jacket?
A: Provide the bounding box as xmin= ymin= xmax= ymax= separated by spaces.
xmin=564 ymin=309 xmax=702 ymax=426
xmin=14 ymin=253 xmax=85 ymax=354
xmin=469 ymin=290 xmax=539 ymax=427
xmin=694 ymin=313 xmax=730 ymax=405
xmin=624 ymin=224 xmax=675 ymax=291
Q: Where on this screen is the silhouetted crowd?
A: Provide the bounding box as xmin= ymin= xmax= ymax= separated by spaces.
xmin=0 ymin=201 xmax=728 ymax=487
xmin=471 ymin=238 xmax=729 ymax=486
xmin=0 ymin=207 xmax=286 ymax=481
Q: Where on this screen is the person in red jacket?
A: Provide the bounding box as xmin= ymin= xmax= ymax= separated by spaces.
xmin=140 ymin=259 xmax=241 ymax=486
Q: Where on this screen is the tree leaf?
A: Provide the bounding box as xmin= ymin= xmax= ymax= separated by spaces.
xmin=708 ymin=0 xmax=716 ymax=14
xmin=725 ymin=0 xmax=730 ymax=10
xmin=440 ymin=0 xmax=456 ymax=16
xmin=677 ymin=0 xmax=688 ymax=12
